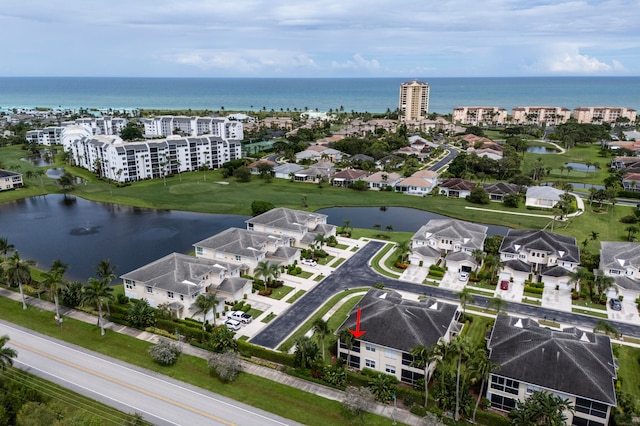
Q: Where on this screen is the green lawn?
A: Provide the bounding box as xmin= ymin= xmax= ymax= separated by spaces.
xmin=297 ymin=270 xmax=314 ymax=279
xmin=572 ymin=308 xmax=609 ymax=318
xmin=464 ymin=315 xmax=494 ymax=348
xmin=572 ymin=299 xmax=608 ymax=310
xmin=369 ymin=243 xmax=401 ymax=278
xmin=331 ymin=258 xmax=346 ymax=268
xmin=615 ymin=345 xmax=640 ymax=398
xmin=0 ymin=297 xmax=395 ymax=426
xmin=269 ymin=285 xmax=295 ymax=300
xmin=522 ymin=298 xmax=542 ymax=306
xmin=285 ymin=289 xmax=306 ymax=304
xmin=261 ymin=312 xmax=277 ymax=323
xmin=317 ymin=255 xmax=335 ymax=265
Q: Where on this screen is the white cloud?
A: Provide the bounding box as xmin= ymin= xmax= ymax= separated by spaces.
xmin=331 ymin=54 xmax=380 ymax=70
xmin=541 ymin=46 xmax=626 ymax=74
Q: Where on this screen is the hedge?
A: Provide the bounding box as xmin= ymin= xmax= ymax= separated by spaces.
xmin=524 ymin=286 xmax=543 ymax=295
xmin=428 ymin=270 xmax=444 ymax=278
xmin=236 ymin=340 xmax=296 ymax=368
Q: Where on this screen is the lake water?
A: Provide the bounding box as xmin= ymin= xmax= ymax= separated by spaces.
xmin=0 ymin=195 xmax=248 ymax=282
xmin=0 ymin=197 xmax=508 ymax=282
xmin=527 ymin=146 xmax=559 ymax=154
xmin=316 ymin=206 xmax=509 ymax=236
xmin=564 ymin=162 xmax=593 ymax=172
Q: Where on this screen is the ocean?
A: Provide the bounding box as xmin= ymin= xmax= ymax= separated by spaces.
xmin=0 ymin=77 xmax=638 ymax=114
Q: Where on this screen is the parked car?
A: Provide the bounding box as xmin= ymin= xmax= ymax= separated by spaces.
xmin=301 ymin=258 xmax=317 ymax=267
xmin=609 ymin=299 xmax=622 ymax=311
xmin=459 ymin=271 xmax=469 ymax=281
xmin=229 ymin=311 xmax=252 ymax=324
xmin=225 ymin=319 xmax=241 ymax=331
xmin=500 ymin=280 xmax=509 ymax=290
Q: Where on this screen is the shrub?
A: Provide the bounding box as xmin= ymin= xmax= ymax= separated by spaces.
xmin=428 ymin=270 xmax=444 ymax=278
xmin=524 ymin=285 xmax=543 ymax=295
xmin=236 ymin=340 xmax=295 ymax=367
xmin=620 ymin=215 xmax=639 ymax=224
xmin=148 ymin=339 xmax=182 ymax=366
xmin=116 ymin=293 xmax=129 ymax=304
xmin=208 ymin=350 xmax=242 ymax=383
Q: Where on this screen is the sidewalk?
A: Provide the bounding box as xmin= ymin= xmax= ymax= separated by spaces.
xmin=0 ymin=287 xmax=425 ymax=426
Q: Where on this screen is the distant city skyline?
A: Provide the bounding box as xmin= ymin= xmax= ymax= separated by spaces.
xmin=0 ymin=0 xmax=637 ymax=78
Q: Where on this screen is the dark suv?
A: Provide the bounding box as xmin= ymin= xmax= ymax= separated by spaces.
xmin=609 ymin=299 xmax=622 ymax=311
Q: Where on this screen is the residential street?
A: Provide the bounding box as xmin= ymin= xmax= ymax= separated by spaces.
xmin=1 ymin=321 xmax=301 ymax=426
xmin=252 ymin=240 xmax=640 ymax=350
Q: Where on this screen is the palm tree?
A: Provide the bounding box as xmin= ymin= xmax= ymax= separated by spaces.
xmin=338 ymin=328 xmax=354 ymax=368
xmin=410 ymin=344 xmax=438 ymax=407
xmin=568 ymin=266 xmax=592 ymax=293
xmin=593 ymin=270 xmax=615 ymax=296
xmin=471 ymin=249 xmax=485 ymax=272
xmin=487 ymin=296 xmax=507 ymax=315
xmin=470 ymin=348 xmax=497 ymax=423
xmin=191 ymin=293 xmax=219 ymax=329
xmin=590 ymin=231 xmax=600 ymax=241
xmin=0 ymin=237 xmax=15 ymax=258
xmin=625 ymin=225 xmax=639 ymax=241
xmin=253 ymin=260 xmax=273 ymax=292
xmin=450 ymin=336 xmax=473 ymax=421
xmin=41 ymin=264 xmax=66 ymax=321
xmin=0 ymin=335 xmax=17 ymax=371
xmin=5 ymin=251 xmax=35 ymax=310
xmin=96 ymin=259 xmax=116 ymax=315
xmin=312 ymin=318 xmax=331 ymax=360
xmin=313 ymin=233 xmax=325 ymax=250
xmin=456 ymin=287 xmax=474 ymax=318
xmin=81 ymin=278 xmax=114 ymax=336
xmin=396 ymin=240 xmax=411 ymax=263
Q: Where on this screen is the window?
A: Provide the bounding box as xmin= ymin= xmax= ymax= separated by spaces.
xmin=365 ymin=359 xmax=376 ymax=369
xmin=384 ymin=349 xmax=397 ymax=359
xmin=385 ymin=364 xmax=396 ymax=374
xmin=490 ymin=393 xmax=516 ymax=411
xmin=490 ymin=376 xmax=519 ymax=395
xmin=572 ymin=418 xmax=605 ymax=426
xmin=146 ymin=286 xmax=153 ymax=294
xmin=180 ymin=295 xmax=184 ymax=301
xmin=196 ymin=247 xmax=203 ymax=256
xmin=402 ymin=352 xmax=414 ymax=366
xmin=400 ymin=369 xmax=424 ymax=385
xmin=519 ymin=254 xmax=527 ymax=259
xmin=167 ymin=291 xmax=174 ymax=299
xmin=609 ymin=269 xmax=621 ymax=275
xmin=365 ymin=343 xmax=376 ymax=352
xmin=575 ymin=398 xmax=608 ymax=419
xmin=235 ymin=255 xmax=242 ymax=261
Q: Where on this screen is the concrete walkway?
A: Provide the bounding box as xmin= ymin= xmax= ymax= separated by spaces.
xmin=0 ymin=287 xmax=425 ymax=426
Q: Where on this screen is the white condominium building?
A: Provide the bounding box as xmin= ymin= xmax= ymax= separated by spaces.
xmin=26 ymin=126 xmax=65 ymax=146
xmin=62 ymin=130 xmax=242 ymax=183
xmin=452 ymin=106 xmax=508 ymax=125
xmin=572 ymin=107 xmax=637 ymax=124
xmin=511 ymin=106 xmax=571 ymax=125
xmin=399 ymin=81 xmax=430 ymax=121
xmin=140 ymin=116 xmax=243 ymax=140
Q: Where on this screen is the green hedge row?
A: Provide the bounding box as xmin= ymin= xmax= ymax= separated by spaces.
xmin=237 ymin=340 xmax=296 ymax=368
xmin=524 ymin=286 xmax=544 ymax=295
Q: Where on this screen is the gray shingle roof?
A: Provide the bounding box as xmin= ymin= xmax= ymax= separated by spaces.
xmin=503 ymin=259 xmax=531 ymax=273
xmin=600 ymin=241 xmax=640 ymax=271
xmin=120 ymin=252 xmax=233 ymax=295
xmin=217 ymin=277 xmax=251 ymax=294
xmin=194 ymin=228 xmax=286 ymax=258
xmin=500 ymin=230 xmax=579 ymax=263
xmin=246 ymin=208 xmax=328 ymax=234
xmin=412 ymin=219 xmax=488 ymax=251
xmin=336 ymin=289 xmax=458 ymax=352
xmin=488 ymin=315 xmax=617 ymax=406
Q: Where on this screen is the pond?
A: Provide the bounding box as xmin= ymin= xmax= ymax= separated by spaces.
xmin=564 ymin=162 xmax=595 ymax=172
xmin=1 ymin=198 xmax=509 ymax=282
xmin=0 ymin=195 xmax=248 ymax=282
xmin=316 ymin=206 xmax=509 ymax=236
xmin=526 ymin=146 xmax=559 ymax=154
xmin=20 ymin=150 xmax=55 ymax=167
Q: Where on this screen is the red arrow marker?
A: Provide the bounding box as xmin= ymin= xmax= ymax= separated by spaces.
xmin=349 ymin=307 xmax=366 ymax=338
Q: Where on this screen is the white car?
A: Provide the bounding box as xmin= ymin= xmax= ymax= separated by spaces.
xmin=301 ymin=258 xmax=317 ymax=267
xmin=459 ymin=271 xmax=469 ymax=281
xmin=229 ymin=311 xmax=252 ymax=324
xmin=225 ymin=319 xmax=241 ymax=331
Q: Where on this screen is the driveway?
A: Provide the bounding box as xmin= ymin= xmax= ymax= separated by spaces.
xmin=251 ymin=241 xmax=640 ymax=349
xmin=428 ymin=146 xmax=458 ymax=172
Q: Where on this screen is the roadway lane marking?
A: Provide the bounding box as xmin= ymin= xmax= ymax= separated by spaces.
xmin=10 ymin=340 xmax=238 ymax=426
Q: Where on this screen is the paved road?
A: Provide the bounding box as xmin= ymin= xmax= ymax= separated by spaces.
xmin=252 ymin=241 xmax=640 ymax=349
xmin=1 ymin=321 xmax=301 ymax=426
xmin=427 ymin=146 xmax=458 ymax=171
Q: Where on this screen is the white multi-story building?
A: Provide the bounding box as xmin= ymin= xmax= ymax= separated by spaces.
xmin=452 ymin=106 xmax=508 ymax=125
xmin=511 ymin=106 xmax=571 ymax=125
xmin=140 ymin=116 xmax=243 ymax=140
xmin=64 ymin=117 xmax=129 ymax=135
xmin=399 ymin=81 xmax=430 ymax=121
xmin=572 ymin=107 xmax=637 ymax=124
xmin=25 ymin=126 xmax=65 ymax=145
xmin=62 ymin=130 xmax=242 ymax=182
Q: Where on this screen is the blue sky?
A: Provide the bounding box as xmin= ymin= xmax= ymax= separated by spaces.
xmin=1 ymin=0 xmax=637 ymax=77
